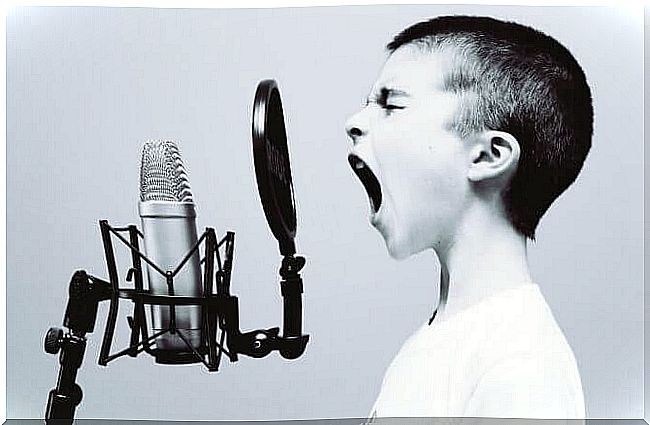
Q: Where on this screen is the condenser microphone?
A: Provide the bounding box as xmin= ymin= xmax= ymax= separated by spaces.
xmin=139 ymin=140 xmax=203 ymax=363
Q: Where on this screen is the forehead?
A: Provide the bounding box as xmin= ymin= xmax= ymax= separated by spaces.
xmin=373 ymin=45 xmax=454 ymax=93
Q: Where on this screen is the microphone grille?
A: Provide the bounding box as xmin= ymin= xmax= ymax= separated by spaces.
xmin=140 ymin=140 xmax=194 ymax=202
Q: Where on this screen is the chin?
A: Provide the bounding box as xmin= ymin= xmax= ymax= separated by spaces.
xmin=382 ymin=225 xmax=435 ymax=260
xmin=383 ymin=233 xmax=418 ymax=260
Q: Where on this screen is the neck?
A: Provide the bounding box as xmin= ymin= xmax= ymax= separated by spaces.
xmin=434 ymin=206 xmax=533 ymax=322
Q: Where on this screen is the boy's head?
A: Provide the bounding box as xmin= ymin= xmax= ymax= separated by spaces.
xmin=347 ymin=16 xmax=592 ymax=258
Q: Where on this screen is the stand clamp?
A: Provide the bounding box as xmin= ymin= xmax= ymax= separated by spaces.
xmin=278 ymin=255 xmax=309 ymax=359
xmin=44 ymin=270 xmax=111 ymax=425
xmin=224 ymin=254 xmax=308 ymax=360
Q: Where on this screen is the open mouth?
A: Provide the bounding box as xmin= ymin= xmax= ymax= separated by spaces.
xmin=348 ymin=154 xmax=382 ymax=213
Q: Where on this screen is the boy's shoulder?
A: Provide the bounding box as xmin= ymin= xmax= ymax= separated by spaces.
xmin=372 ymin=284 xmax=584 ymax=418
xmin=436 ymin=283 xmax=577 ymax=366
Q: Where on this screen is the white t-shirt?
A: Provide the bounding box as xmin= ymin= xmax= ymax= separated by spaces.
xmin=370 ymin=283 xmax=585 ymax=420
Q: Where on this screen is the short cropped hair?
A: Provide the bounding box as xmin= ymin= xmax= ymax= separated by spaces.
xmin=388 ymin=16 xmax=593 ymax=239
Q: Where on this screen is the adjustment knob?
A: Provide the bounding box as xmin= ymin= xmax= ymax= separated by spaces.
xmin=44 ymin=327 xmax=64 ymax=354
xmin=70 ymin=383 xmax=83 ymax=406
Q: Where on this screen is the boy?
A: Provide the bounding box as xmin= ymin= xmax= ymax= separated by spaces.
xmin=346 ymin=16 xmax=591 ymax=419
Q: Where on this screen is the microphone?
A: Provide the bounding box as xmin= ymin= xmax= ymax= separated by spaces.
xmin=138 ymin=140 xmax=203 ymax=362
xmin=42 ymin=82 xmax=310 ymax=425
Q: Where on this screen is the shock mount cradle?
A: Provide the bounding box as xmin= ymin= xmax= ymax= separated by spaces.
xmin=44 ymin=220 xmax=309 ymax=424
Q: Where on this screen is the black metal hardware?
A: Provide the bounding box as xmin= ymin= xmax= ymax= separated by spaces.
xmin=44 ymin=220 xmax=309 ymax=424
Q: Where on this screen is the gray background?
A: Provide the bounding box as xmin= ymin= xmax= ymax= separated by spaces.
xmin=6 ymin=5 xmax=644 ymax=421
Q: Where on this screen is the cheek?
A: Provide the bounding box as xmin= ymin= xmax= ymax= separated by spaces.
xmin=373 ymin=122 xmax=467 ymax=201
xmin=402 ymin=144 xmax=468 ymax=236
xmin=422 ymin=135 xmax=468 ymax=189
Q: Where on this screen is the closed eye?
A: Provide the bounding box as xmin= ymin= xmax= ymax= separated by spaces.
xmin=376 ymin=87 xmax=407 ymax=114
xmin=364 ymin=87 xmax=408 ymax=114
xmin=379 ymin=101 xmax=405 ymax=116
xmin=365 ymin=96 xmax=405 ymax=114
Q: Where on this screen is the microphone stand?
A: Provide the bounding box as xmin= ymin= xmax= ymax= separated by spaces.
xmin=44 ymin=271 xmax=112 ymax=425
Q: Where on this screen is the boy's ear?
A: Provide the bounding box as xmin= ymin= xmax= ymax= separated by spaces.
xmin=467 ymin=130 xmax=520 ymax=183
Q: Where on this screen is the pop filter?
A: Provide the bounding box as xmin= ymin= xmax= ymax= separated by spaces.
xmin=252 ymin=80 xmax=297 ymax=256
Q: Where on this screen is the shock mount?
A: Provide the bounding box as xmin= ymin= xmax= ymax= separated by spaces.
xmin=44 ymin=220 xmax=308 ymax=424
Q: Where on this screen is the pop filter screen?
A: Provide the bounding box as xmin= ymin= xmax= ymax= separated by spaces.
xmin=252 ymin=80 xmax=297 ymax=256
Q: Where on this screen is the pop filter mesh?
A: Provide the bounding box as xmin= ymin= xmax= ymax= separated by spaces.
xmin=252 ymin=80 xmax=297 ymax=255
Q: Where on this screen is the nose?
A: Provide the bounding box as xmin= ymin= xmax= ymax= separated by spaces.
xmin=345 ymin=110 xmax=367 ymax=145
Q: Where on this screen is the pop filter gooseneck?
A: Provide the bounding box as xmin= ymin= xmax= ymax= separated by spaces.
xmin=252 ymin=79 xmax=297 ymax=257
